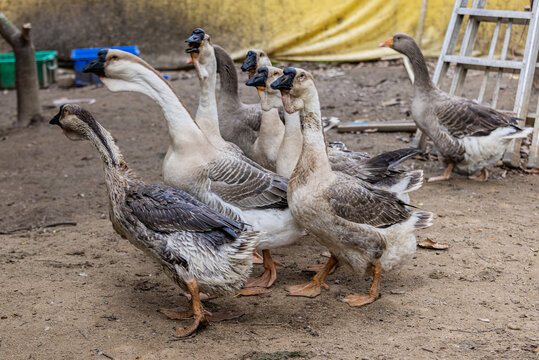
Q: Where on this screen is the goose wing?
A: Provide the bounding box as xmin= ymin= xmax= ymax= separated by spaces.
xmin=434 ymin=95 xmax=519 ymax=138
xmin=126 ymin=184 xmax=243 ymax=242
xmin=327 ymin=176 xmax=411 ymax=227
xmin=208 ymin=154 xmax=288 ymax=209
xmin=331 ymin=148 xmax=420 ymax=182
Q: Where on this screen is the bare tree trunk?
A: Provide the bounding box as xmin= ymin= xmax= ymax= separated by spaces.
xmin=0 ymin=13 xmax=42 ymax=127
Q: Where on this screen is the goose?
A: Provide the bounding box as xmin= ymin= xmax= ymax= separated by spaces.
xmin=246 ymin=65 xmax=425 ymax=202
xmin=49 ymin=104 xmax=260 ymax=337
xmin=380 ymin=33 xmax=533 ymax=182
xmin=241 ymin=49 xmax=272 ymax=78
xmin=187 ymin=28 xmax=284 ymax=171
xmin=185 ymin=28 xmax=241 ymax=154
xmin=82 ymin=49 xmax=304 ymax=295
xmin=214 ymin=44 xmax=285 ymax=159
xmin=271 ymin=67 xmax=434 ymax=304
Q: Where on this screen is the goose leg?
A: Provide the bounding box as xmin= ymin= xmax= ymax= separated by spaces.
xmin=342 ymin=263 xmax=381 ymax=307
xmin=252 ymin=250 xmax=264 ymax=264
xmin=237 ymin=249 xmax=276 ymax=295
xmin=427 ymin=163 xmax=454 ymax=182
xmin=173 ymin=278 xmax=210 ymax=338
xmin=468 ymin=168 xmax=489 ymax=182
xmin=285 ymin=255 xmax=338 ymax=298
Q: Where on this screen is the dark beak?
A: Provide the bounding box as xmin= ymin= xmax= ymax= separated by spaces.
xmin=241 ymin=51 xmax=257 ymax=72
xmin=49 ymin=106 xmax=63 ymax=126
xmin=185 ymin=28 xmax=205 ymax=53
xmin=82 ymin=50 xmax=107 ymax=76
xmin=245 ymin=67 xmax=267 ymax=88
xmin=271 ymin=67 xmax=296 ymax=91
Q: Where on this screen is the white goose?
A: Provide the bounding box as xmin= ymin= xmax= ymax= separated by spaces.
xmin=187 ymin=29 xmax=284 ymax=171
xmin=82 ymin=49 xmax=304 ymax=295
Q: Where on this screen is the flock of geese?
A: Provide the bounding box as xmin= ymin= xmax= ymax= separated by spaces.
xmin=48 ymin=29 xmax=532 ymax=338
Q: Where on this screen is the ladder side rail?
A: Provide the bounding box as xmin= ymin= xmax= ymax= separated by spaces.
xmin=504 ymin=6 xmax=539 ymax=166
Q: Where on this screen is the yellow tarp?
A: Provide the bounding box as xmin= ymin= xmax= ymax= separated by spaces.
xmin=1 ymin=0 xmax=530 ymax=65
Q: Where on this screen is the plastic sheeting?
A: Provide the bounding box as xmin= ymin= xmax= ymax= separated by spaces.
xmin=0 ymin=0 xmax=530 ymax=66
xmin=231 ymin=0 xmax=530 ymax=62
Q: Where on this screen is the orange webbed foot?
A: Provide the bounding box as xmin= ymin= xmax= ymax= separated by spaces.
xmin=342 ymin=293 xmax=379 ymax=307
xmin=237 ymin=286 xmax=272 ymax=296
xmin=285 ymin=280 xmax=328 ymax=298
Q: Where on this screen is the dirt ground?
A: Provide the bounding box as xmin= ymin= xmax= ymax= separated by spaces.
xmin=0 ymin=60 xmax=538 ymax=360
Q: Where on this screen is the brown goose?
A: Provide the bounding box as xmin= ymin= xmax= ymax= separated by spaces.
xmin=247 ymin=65 xmax=424 ymax=202
xmin=271 ymin=67 xmax=433 ymax=305
xmin=82 ymin=49 xmax=304 ymax=295
xmin=381 ymin=33 xmax=532 ymax=181
xmin=49 ymin=104 xmax=260 ymax=337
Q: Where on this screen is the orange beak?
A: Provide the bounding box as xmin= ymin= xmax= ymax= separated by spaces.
xmin=256 ymin=86 xmax=265 ymax=94
xmin=379 ymin=37 xmax=393 ymax=48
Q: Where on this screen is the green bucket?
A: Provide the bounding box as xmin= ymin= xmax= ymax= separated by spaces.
xmin=0 ymin=50 xmax=58 ymax=89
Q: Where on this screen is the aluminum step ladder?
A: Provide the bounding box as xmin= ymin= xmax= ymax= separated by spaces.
xmin=411 ymin=0 xmax=539 ymax=168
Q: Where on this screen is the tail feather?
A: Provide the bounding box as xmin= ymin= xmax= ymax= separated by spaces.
xmin=414 ymin=211 xmax=433 ymax=229
xmin=403 ymin=170 xmax=423 ymax=193
xmin=366 ymin=148 xmax=422 ymax=170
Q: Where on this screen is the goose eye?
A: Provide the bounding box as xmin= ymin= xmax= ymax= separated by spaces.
xmin=110 ymin=55 xmax=118 ymax=60
xmin=300 ymin=73 xmax=305 ymax=78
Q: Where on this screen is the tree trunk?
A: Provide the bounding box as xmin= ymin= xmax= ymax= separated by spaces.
xmin=0 ymin=13 xmax=42 ymax=127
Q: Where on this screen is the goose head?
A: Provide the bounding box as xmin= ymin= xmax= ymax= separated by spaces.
xmin=271 ymin=67 xmax=314 ymax=114
xmin=185 ymin=28 xmax=215 ymax=81
xmin=245 ymin=66 xmax=284 ymax=111
xmin=49 ymin=104 xmax=100 ymax=141
xmin=241 ymin=49 xmax=271 ymax=78
xmin=379 ymin=33 xmax=417 ymax=55
xmin=82 ymin=49 xmax=167 ymax=96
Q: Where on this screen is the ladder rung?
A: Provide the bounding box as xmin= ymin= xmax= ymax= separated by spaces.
xmin=456 ymin=8 xmax=532 ymax=25
xmin=443 ymin=55 xmax=522 ymax=71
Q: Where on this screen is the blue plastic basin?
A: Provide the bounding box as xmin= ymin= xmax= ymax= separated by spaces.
xmin=70 ymin=46 xmax=140 ymax=86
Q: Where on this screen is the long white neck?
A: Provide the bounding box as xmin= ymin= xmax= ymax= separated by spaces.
xmin=295 ymin=89 xmax=332 ymax=177
xmin=195 ymin=57 xmax=228 ymax=149
xmin=102 ymin=63 xmax=210 ymax=152
xmin=276 ymin=110 xmax=302 ymax=177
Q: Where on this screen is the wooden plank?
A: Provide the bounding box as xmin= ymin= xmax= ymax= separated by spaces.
xmin=338 ymin=122 xmax=417 ymax=133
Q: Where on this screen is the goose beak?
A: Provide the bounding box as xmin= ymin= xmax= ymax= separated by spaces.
xmin=49 ymin=112 xmax=61 ymax=126
xmin=185 ymin=28 xmax=205 ymax=56
xmin=49 ymin=105 xmax=65 ymax=126
xmin=82 ymin=52 xmax=106 ymax=76
xmin=379 ymin=37 xmax=393 ymax=47
xmin=271 ymin=67 xmax=296 ymax=91
xmin=245 ymin=71 xmax=267 ymax=88
xmin=241 ymin=50 xmax=257 ymax=77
